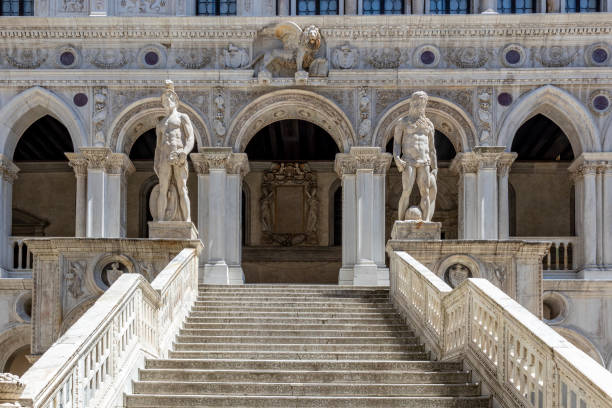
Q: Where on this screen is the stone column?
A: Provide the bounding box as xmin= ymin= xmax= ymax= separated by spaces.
xmin=569 ymin=153 xmax=612 ymax=278
xmin=81 ymin=148 xmax=110 ymax=238
xmin=65 ymin=153 xmax=88 ymax=238
xmin=412 ymin=0 xmax=424 ymax=13
xmin=0 ymin=155 xmax=19 ymax=273
xmin=480 ymin=0 xmax=497 ymax=13
xmin=278 ymin=0 xmax=290 ymax=14
xmin=105 ymin=154 xmax=135 ymax=238
xmin=191 ymin=148 xmax=249 ymax=284
xmin=497 ymin=154 xmax=516 ymax=239
xmin=451 ymin=147 xmax=516 ymax=240
xmin=345 ymin=0 xmax=357 ymax=14
xmin=335 ymin=147 xmax=392 ymax=286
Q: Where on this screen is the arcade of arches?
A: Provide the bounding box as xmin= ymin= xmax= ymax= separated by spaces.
xmin=1 ymin=95 xmax=609 ymax=375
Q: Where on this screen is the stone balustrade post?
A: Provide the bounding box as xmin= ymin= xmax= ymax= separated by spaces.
xmin=66 ymin=153 xmax=88 ymax=238
xmin=451 ymin=147 xmax=516 ymax=240
xmin=569 ymin=153 xmax=612 ymax=278
xmin=335 ymin=147 xmax=391 ymax=286
xmin=191 ymin=148 xmax=249 ymax=284
xmin=81 ymin=148 xmax=134 ymax=238
xmin=0 ymin=155 xmax=19 ymax=273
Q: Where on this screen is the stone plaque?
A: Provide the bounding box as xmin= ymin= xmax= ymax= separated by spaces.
xmin=274 ymin=186 xmax=304 ymax=234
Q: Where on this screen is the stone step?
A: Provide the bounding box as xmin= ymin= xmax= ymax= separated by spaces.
xmin=198 ymin=290 xmax=390 ymax=297
xmin=125 ymin=394 xmax=490 ymax=407
xmin=184 ymin=317 xmax=403 ymax=325
xmin=172 ymin=342 xmax=424 ymax=353
xmin=175 ymin=335 xmax=420 ymax=345
xmin=167 ymin=350 xmax=429 ymax=361
xmin=138 ymin=369 xmax=471 ymax=384
xmin=194 ymin=299 xmax=392 ymax=306
xmin=181 ymin=322 xmax=408 ymax=331
xmin=145 ymin=359 xmax=463 ymax=372
xmin=198 ymin=284 xmax=387 ymax=290
xmin=191 ymin=305 xmax=397 ymax=313
xmin=178 ymin=328 xmax=415 ymax=338
xmin=188 ymin=311 xmax=402 ymax=319
xmin=131 ymin=380 xmax=481 ymax=397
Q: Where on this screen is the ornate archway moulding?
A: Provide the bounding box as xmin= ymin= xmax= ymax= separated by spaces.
xmin=226 ymin=89 xmax=356 ymax=153
xmin=497 ymin=85 xmax=601 ymax=156
xmin=372 ymin=96 xmax=476 ymax=153
xmin=109 ymin=97 xmax=211 ymax=154
xmin=0 ymin=86 xmax=87 ymax=158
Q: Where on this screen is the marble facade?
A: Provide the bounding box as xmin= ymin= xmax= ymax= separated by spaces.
xmin=0 ymin=10 xmax=611 ymax=378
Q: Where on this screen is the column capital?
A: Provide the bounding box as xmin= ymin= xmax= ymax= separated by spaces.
xmin=334 ymin=147 xmax=392 ymax=177
xmin=80 ymin=147 xmax=112 ymax=170
xmin=0 ymin=154 xmax=19 ymax=184
xmin=65 ymin=152 xmax=88 ymax=177
xmin=450 ymin=153 xmax=479 ymax=174
xmin=190 ymin=147 xmax=250 ymax=177
xmin=569 ymin=152 xmax=612 ymax=177
xmin=106 ymin=153 xmax=135 ymax=176
xmin=450 ymin=147 xmax=515 ymax=175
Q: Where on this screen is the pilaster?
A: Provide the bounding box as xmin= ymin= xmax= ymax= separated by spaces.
xmin=191 ymin=148 xmax=249 ymax=285
xmin=569 ymin=153 xmax=612 ymax=278
xmin=335 ymin=147 xmax=391 ymax=286
xmin=0 ymin=155 xmax=19 ymax=272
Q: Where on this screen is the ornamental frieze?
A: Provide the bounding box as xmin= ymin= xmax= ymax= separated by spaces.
xmin=174 ymin=48 xmax=212 ymax=69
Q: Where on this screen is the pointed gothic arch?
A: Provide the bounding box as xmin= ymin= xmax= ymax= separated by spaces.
xmin=497 ymin=85 xmax=600 ymax=155
xmin=372 ymin=95 xmax=476 ymax=153
xmin=0 ymin=87 xmax=87 ymax=158
xmin=226 ymin=90 xmax=356 ymax=153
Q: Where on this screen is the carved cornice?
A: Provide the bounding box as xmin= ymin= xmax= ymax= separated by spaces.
xmin=65 ymin=152 xmax=88 ymax=177
xmin=334 ymin=147 xmax=392 ymax=177
xmin=191 ymin=148 xmax=250 ymax=177
xmin=0 ymin=154 xmax=20 ymax=184
xmin=80 ymin=147 xmax=112 ymax=170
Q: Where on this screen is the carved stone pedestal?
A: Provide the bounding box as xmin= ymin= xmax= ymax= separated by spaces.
xmin=148 ymin=221 xmax=198 ymax=240
xmin=391 ymin=220 xmax=442 ymax=240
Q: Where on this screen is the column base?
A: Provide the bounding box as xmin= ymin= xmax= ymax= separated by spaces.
xmin=203 ymin=261 xmax=245 ymax=284
xmin=391 ymin=220 xmax=441 ymax=240
xmin=338 ymin=264 xmax=389 ymax=286
xmin=577 ymin=267 xmax=612 ymax=279
xmin=148 ymin=221 xmax=198 ymax=239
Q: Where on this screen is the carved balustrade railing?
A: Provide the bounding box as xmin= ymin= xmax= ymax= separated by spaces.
xmin=389 ymin=250 xmax=612 ymax=408
xmin=513 ymin=236 xmax=577 ymax=271
xmin=9 ymin=237 xmax=32 ymax=271
xmin=16 ymin=248 xmax=199 ymax=408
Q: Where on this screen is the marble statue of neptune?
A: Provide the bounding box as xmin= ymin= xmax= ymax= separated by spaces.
xmin=393 ymin=91 xmax=438 ymax=222
xmin=154 ymin=80 xmax=195 ymax=222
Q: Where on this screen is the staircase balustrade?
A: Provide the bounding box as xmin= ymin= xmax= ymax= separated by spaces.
xmin=15 ymin=248 xmax=199 ymax=408
xmin=389 ymin=250 xmax=612 ymax=408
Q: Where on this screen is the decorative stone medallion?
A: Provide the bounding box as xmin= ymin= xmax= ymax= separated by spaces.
xmin=137 ymin=44 xmax=166 ymax=69
xmin=585 ymin=42 xmax=611 ymax=66
xmin=497 ymin=92 xmax=513 ymax=106
xmin=444 ymin=263 xmax=472 ymax=288
xmin=73 ymin=93 xmax=88 ymax=107
xmin=501 ymin=44 xmax=526 ymax=68
xmin=413 ymin=45 xmax=440 ymax=68
xmin=590 ymin=90 xmax=611 ymax=115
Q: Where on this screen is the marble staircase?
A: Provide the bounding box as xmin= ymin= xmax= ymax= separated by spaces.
xmin=125 ymin=285 xmax=490 ymax=407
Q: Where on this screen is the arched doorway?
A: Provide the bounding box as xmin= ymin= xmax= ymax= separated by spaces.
xmin=11 ymin=115 xmax=76 ymax=270
xmin=126 ymin=128 xmax=198 ymax=238
xmin=241 ymin=119 xmax=341 ymax=284
xmin=385 ymin=130 xmax=458 ymax=239
xmin=509 ymin=114 xmax=575 ymax=270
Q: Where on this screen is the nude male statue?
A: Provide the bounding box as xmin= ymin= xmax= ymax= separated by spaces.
xmin=154 ymin=80 xmax=195 ymax=222
xmin=393 ymin=91 xmax=438 ymax=222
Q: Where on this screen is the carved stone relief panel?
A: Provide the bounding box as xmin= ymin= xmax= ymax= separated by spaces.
xmin=260 ymin=163 xmax=318 ymax=246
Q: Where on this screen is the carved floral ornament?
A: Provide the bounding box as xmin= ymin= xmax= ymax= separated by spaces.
xmin=0 ymin=155 xmax=20 ymax=183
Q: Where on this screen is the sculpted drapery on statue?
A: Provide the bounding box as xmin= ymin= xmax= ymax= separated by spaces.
xmin=393 ymin=91 xmax=438 ymax=222
xmin=152 ymin=80 xmax=195 ymax=222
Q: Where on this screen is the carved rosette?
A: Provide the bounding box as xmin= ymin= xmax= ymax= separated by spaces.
xmin=191 ymin=148 xmax=249 ymax=177
xmin=335 ymin=147 xmax=392 ymax=177
xmin=0 ymin=154 xmax=20 ymax=184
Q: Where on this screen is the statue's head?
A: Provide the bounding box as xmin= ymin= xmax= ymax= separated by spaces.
xmin=162 ymin=80 xmax=179 ymax=111
xmin=301 ymin=25 xmax=322 ymax=50
xmin=410 ymin=91 xmax=428 ymax=114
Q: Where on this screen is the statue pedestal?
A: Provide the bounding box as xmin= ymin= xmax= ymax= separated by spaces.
xmin=148 ymin=221 xmax=198 ymax=240
xmin=391 ymin=220 xmax=441 ymax=241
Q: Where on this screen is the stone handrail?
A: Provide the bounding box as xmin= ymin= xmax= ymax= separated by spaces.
xmin=513 ymin=236 xmax=578 ymax=271
xmin=389 ymin=250 xmax=612 ymax=408
xmin=16 ymin=248 xmax=199 ymax=408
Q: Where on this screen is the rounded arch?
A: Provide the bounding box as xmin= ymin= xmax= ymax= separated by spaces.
xmin=109 ymin=97 xmax=211 ymax=154
xmin=226 ymin=90 xmax=356 ymax=153
xmin=497 ymin=85 xmax=600 ymax=155
xmin=0 ymin=87 xmax=87 ymax=158
xmin=372 ymin=96 xmax=476 ymax=153
xmin=553 ymin=326 xmax=605 ymax=366
xmin=0 ymin=324 xmax=31 ymax=373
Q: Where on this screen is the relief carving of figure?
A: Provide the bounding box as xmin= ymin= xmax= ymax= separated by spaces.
xmin=153 ymin=80 xmax=195 ymax=222
xmin=248 ymin=22 xmax=324 ymax=81
xmin=305 ymin=186 xmax=319 ymax=234
xmin=260 ymin=186 xmax=274 ymax=232
xmin=105 ymin=262 xmax=123 ymax=286
xmin=393 ymin=91 xmax=438 ymax=222
xmin=65 ymin=261 xmax=85 ymax=299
